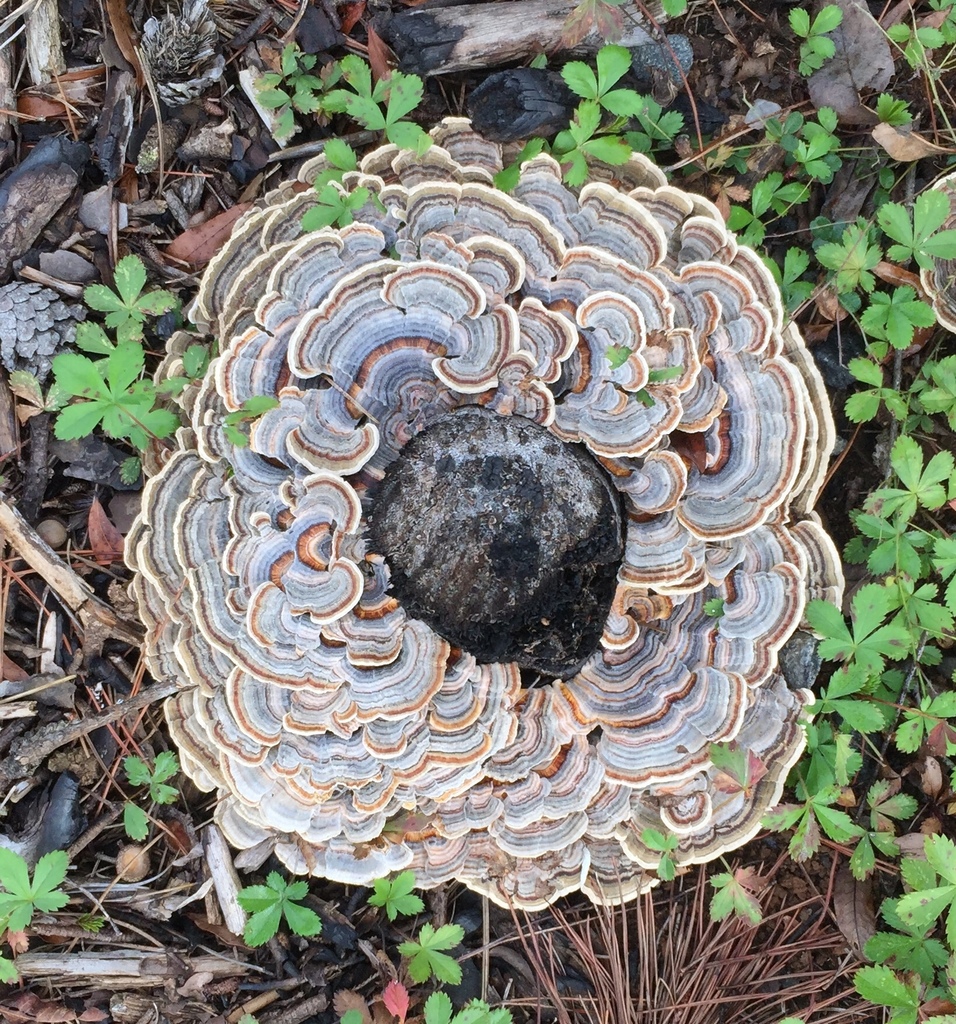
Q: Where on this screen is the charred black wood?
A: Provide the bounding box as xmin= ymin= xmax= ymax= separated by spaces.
xmin=468 ymin=68 xmax=577 ymax=143
xmin=377 ymin=0 xmax=665 ymax=77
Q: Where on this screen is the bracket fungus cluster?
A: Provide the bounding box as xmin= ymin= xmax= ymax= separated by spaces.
xmin=128 ymin=119 xmax=844 ymax=909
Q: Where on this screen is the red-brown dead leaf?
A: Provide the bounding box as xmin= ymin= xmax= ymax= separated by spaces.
xmin=166 ymin=204 xmax=252 ymax=266
xmin=896 ymin=832 xmax=928 ymax=857
xmin=873 ymin=260 xmax=925 ymax=292
xmin=366 ymin=23 xmax=396 ymax=81
xmin=6 ymin=930 xmax=28 ymax=956
xmin=916 ymin=755 xmax=944 ymax=799
xmin=2 ymin=653 xmax=29 ymax=681
xmin=163 ymin=816 xmax=193 ymax=856
xmin=836 ymin=786 xmax=857 ymax=808
xmin=88 ymin=498 xmax=124 ymax=565
xmin=184 ymin=912 xmax=248 ymax=947
xmin=17 ymin=95 xmax=71 ymax=121
xmin=176 ymin=971 xmax=214 ymax=998
xmin=815 ymin=285 xmax=850 ymax=323
xmin=927 ymin=719 xmax=956 ymax=756
xmin=560 ymin=0 xmax=624 ymax=48
xmin=340 ymin=2 xmax=366 ymax=34
xmin=734 ymin=865 xmax=769 ymax=893
xmin=5 ymin=991 xmax=78 ymax=1022
xmin=922 ymin=997 xmax=956 ymax=1016
xmin=104 ymin=0 xmax=144 ymax=84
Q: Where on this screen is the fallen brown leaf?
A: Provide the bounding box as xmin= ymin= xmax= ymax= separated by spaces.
xmin=87 ymin=498 xmax=125 ymax=565
xmin=873 ymin=259 xmax=924 ymax=292
xmin=832 ymin=866 xmax=876 ymax=957
xmin=333 ymin=990 xmax=371 ymax=1024
xmin=872 ymin=122 xmax=952 ymax=161
xmin=104 ymin=0 xmax=144 ymax=84
xmin=341 ymin=2 xmax=366 ymax=34
xmin=166 ymin=203 xmax=252 ymax=265
xmin=366 ymin=22 xmax=396 ymax=81
xmin=807 ymin=0 xmax=894 ymax=122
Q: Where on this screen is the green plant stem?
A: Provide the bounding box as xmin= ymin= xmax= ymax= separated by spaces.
xmin=882 ymin=167 xmax=917 ymax=478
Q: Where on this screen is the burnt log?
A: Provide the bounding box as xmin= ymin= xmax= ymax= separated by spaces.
xmin=377 ymin=0 xmax=667 ymax=77
xmin=467 ymin=68 xmax=577 ymax=142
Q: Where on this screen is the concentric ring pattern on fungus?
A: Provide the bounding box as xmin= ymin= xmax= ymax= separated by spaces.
xmin=127 ymin=118 xmax=844 ymax=909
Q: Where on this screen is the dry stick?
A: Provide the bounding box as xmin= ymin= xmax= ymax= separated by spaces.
xmin=19 ymin=411 xmax=50 ymax=523
xmin=0 ymin=498 xmax=142 ymax=647
xmin=0 ymin=677 xmax=176 ymax=790
xmin=13 ymin=949 xmax=250 ymax=984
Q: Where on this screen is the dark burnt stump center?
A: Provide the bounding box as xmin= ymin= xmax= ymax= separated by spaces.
xmin=367 ymin=407 xmax=624 ymax=678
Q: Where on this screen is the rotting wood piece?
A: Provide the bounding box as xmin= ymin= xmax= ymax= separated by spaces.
xmin=377 ymin=0 xmax=666 ymax=76
xmin=14 ymin=949 xmax=249 ymax=984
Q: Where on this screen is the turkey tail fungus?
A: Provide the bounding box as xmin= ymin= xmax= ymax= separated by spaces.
xmin=127 ymin=119 xmax=843 ymax=909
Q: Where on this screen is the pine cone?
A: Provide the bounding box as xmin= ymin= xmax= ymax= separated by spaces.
xmin=141 ymin=0 xmax=225 ymax=106
xmin=0 ymin=281 xmax=84 ymax=381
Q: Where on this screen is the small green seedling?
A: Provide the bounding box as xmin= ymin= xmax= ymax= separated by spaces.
xmin=236 ymin=871 xmax=323 ymax=947
xmin=398 ymin=922 xmax=464 ymax=984
xmin=640 ymin=827 xmax=679 ymax=881
xmin=83 ymin=254 xmax=178 ymax=344
xmin=875 ymin=93 xmax=913 ymax=126
xmin=789 ymin=5 xmax=843 ymax=76
xmin=311 ymin=138 xmax=359 ymax=190
xmin=0 ymin=848 xmax=69 ymax=981
xmin=302 ymin=183 xmax=372 ymax=231
xmin=877 ymin=190 xmax=956 ymax=271
xmin=324 ymin=55 xmax=431 ymax=154
xmin=859 ymin=287 xmax=935 ymax=350
xmin=223 ymin=395 xmax=281 ymax=448
xmin=709 ymin=868 xmax=763 ymax=926
xmin=256 ymin=43 xmax=332 ymax=141
xmin=765 ymin=248 xmax=814 ymax=312
xmin=52 ymin=341 xmax=181 ymax=451
xmin=123 ymin=752 xmax=180 ymax=840
xmin=553 ymin=100 xmax=631 ymax=185
xmin=726 ymin=173 xmax=809 ymax=247
xmin=421 ymin=992 xmax=513 ymax=1024
xmin=368 ymin=869 xmax=425 ymax=921
xmin=815 ymin=220 xmax=882 ymax=295
xmin=634 ymin=365 xmax=684 ymax=408
xmin=52 ymin=254 xmax=182 ymax=454
xmin=561 ymin=44 xmax=645 ymax=118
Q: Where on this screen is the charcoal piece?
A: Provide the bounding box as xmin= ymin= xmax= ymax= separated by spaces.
xmin=94 ymin=70 xmax=135 ymax=182
xmin=468 ymin=68 xmax=577 ymax=143
xmin=668 ymin=94 xmax=727 ymax=135
xmin=36 ymin=772 xmax=85 ymax=856
xmin=814 ymin=323 xmax=866 ymax=391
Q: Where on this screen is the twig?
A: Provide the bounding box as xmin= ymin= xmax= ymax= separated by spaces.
xmin=19 ymin=411 xmax=50 ymax=523
xmin=0 ymin=498 xmax=142 ymax=647
xmin=0 ymin=678 xmax=176 ymax=791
